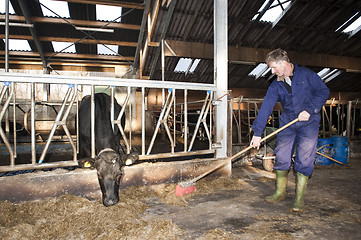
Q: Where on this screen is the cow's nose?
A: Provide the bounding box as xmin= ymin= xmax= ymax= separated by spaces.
xmin=103 ymin=198 xmax=119 ymax=207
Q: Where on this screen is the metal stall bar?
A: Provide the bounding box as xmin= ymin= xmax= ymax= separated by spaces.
xmin=128 ymin=87 xmax=132 ymax=152
xmin=31 ymin=83 xmax=36 ymax=164
xmin=111 ymin=87 xmax=115 ymax=132
xmin=347 ymin=101 xmax=352 ymax=139
xmin=90 ymin=87 xmax=95 ymax=158
xmin=188 ymin=91 xmax=210 ymax=151
xmin=12 ymin=83 xmax=17 ymax=158
xmin=202 ymin=91 xmax=214 ymax=150
xmin=184 ymin=89 xmax=188 ymax=152
xmin=173 ymin=88 xmax=176 ymax=148
xmin=162 ymin=89 xmax=176 ymax=154
xmin=147 ymin=90 xmax=173 ymax=155
xmin=141 ymin=87 xmax=146 ymax=155
xmin=232 ymin=96 xmax=243 ymax=145
xmin=114 ymin=90 xmax=131 ymax=154
xmin=352 ymin=100 xmax=358 ymax=137
xmin=238 ymin=97 xmax=243 ymax=144
xmin=38 ymin=86 xmax=77 ymax=163
xmin=60 ymin=86 xmax=78 ymax=162
xmin=76 ymin=89 xmax=79 ymax=155
xmin=0 ymin=82 xmax=15 ymax=165
xmin=247 ymin=102 xmax=251 ymax=142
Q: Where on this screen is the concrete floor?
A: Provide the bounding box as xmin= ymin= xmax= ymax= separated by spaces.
xmin=142 ymin=157 xmax=361 ymax=239
xmin=1 ymin=138 xmax=361 ymax=239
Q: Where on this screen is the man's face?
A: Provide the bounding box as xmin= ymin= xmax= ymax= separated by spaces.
xmin=268 ymin=60 xmax=286 ymax=77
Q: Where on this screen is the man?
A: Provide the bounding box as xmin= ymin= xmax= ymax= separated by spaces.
xmin=250 ymin=48 xmax=329 ymax=212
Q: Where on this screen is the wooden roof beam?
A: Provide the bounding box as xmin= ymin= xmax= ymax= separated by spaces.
xmin=1 ymin=34 xmax=138 ymax=47
xmin=0 ymin=50 xmax=133 ymax=61
xmin=52 ymin=0 xmax=144 ymax=9
xmin=0 ymin=15 xmax=140 ymax=31
xmin=164 ymin=40 xmax=361 ymax=72
xmin=140 ymin=0 xmax=160 ymax=74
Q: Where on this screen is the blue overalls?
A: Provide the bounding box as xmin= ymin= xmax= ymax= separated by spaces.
xmin=252 ymin=63 xmax=330 ymax=176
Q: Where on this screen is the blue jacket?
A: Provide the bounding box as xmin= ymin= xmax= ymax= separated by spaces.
xmin=252 ymin=63 xmax=330 ymax=137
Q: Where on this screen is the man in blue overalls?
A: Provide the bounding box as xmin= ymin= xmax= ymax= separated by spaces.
xmin=250 ymin=49 xmax=330 ymax=212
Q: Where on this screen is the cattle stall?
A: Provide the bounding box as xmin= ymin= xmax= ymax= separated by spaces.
xmin=0 ymin=72 xmax=234 ymax=200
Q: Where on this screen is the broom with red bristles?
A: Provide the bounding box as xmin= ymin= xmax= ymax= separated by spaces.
xmin=175 ymin=118 xmax=299 ymax=197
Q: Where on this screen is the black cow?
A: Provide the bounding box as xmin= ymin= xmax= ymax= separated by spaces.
xmin=78 ymin=93 xmax=134 ymax=207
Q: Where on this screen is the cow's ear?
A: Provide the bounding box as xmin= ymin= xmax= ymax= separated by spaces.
xmin=124 ymin=152 xmax=140 ymax=166
xmin=78 ymin=158 xmax=95 ymax=169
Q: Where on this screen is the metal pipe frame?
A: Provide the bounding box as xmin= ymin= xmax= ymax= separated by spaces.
xmin=0 ymin=75 xmax=216 ymax=173
xmin=0 ymin=72 xmax=216 ymax=92
xmin=320 ymin=99 xmax=359 ymax=138
xmin=188 ymin=91 xmax=213 ymax=152
xmin=162 ymin=89 xmax=175 ymax=154
xmin=214 ymin=0 xmax=228 ymax=159
xmin=113 ymin=90 xmax=131 ymax=154
xmin=184 ymin=89 xmax=188 ymax=152
xmin=128 ymin=87 xmax=132 ymax=152
xmin=141 ymin=87 xmax=145 ymax=155
xmin=0 ymin=83 xmax=15 ymax=165
xmin=346 ymin=101 xmax=352 ymax=139
xmin=91 ymin=87 xmax=95 ymax=158
xmin=146 ymin=89 xmax=175 ymax=155
xmin=38 ymin=85 xmax=78 ymax=163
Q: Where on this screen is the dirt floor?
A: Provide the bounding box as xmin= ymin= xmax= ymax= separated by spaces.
xmin=1 ymin=154 xmax=361 ymax=239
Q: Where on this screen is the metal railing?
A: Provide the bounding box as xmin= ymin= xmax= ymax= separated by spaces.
xmin=0 ymin=72 xmax=217 ymax=172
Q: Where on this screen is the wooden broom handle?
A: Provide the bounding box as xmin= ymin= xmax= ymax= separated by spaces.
xmin=184 ymin=118 xmax=299 ymax=185
xmin=230 ymin=118 xmax=299 ymax=162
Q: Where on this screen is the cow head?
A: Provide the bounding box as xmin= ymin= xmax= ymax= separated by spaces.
xmin=94 ymin=148 xmax=124 ymax=207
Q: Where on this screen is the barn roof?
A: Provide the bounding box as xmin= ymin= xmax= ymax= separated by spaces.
xmin=1 ymin=0 xmax=361 ymax=92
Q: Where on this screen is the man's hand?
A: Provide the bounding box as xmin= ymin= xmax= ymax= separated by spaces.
xmin=298 ymin=110 xmax=310 ymax=121
xmin=250 ymin=136 xmax=262 ymax=150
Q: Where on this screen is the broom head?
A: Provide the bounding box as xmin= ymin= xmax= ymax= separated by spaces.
xmin=175 ymin=184 xmax=195 ymax=197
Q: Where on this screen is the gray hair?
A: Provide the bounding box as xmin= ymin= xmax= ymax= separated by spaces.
xmin=265 ymin=48 xmax=290 ymax=65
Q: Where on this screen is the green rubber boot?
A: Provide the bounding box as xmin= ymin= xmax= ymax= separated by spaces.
xmin=265 ymin=170 xmax=288 ymax=203
xmin=292 ymin=172 xmax=309 ymax=212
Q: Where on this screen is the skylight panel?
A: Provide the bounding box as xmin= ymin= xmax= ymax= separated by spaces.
xmin=343 ymin=14 xmax=361 ymax=33
xmin=40 ymin=0 xmax=69 ymax=18
xmin=98 ymin=44 xmax=118 ymax=55
xmin=96 ymin=4 xmax=122 ymax=22
xmin=189 ymin=59 xmax=201 ymax=73
xmin=8 ymin=39 xmax=31 ymax=51
xmin=0 ymin=1 xmax=15 ymax=14
xmin=252 ymin=0 xmax=291 ymax=23
xmin=174 ymin=58 xmax=192 ymax=73
xmin=248 ymin=63 xmax=269 ymax=78
xmin=317 ymin=68 xmax=331 ymax=78
xmin=317 ymin=68 xmax=341 ymax=83
xmin=52 ymin=42 xmax=76 ymax=53
xmin=174 ymin=58 xmax=201 ymax=74
xmin=324 ymin=70 xmax=342 ymax=84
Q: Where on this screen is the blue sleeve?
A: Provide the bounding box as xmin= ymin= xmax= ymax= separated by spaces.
xmin=304 ymin=72 xmax=330 ymax=115
xmin=252 ymin=83 xmax=279 ymax=137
